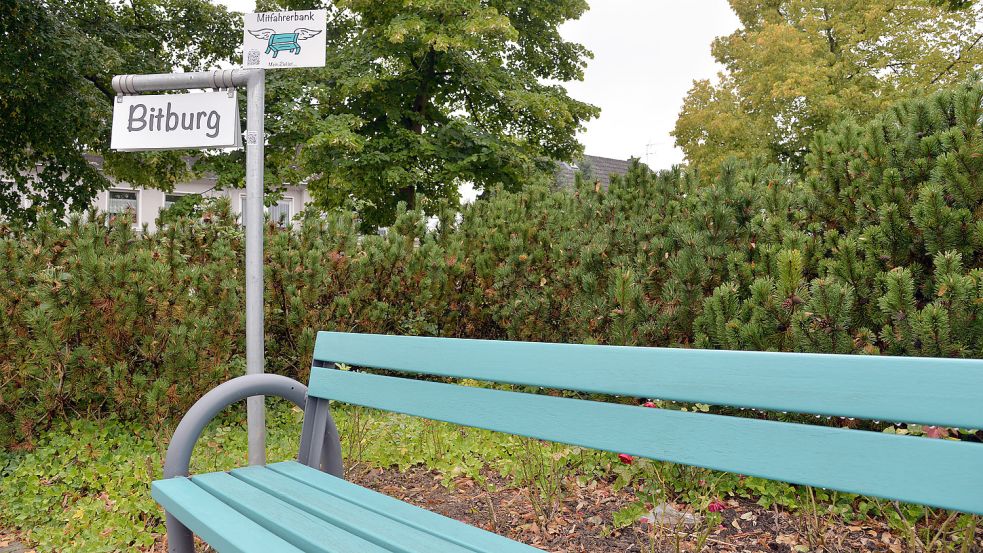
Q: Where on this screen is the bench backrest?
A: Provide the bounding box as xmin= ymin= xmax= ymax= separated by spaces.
xmin=308 ymin=332 xmax=983 ymax=515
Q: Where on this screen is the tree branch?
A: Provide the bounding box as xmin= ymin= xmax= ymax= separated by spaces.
xmin=821 ymin=7 xmax=838 ymax=57
xmin=930 ymin=33 xmax=983 ymax=84
xmin=84 ymin=75 xmax=115 ymax=103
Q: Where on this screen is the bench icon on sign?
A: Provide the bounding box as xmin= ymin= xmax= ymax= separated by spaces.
xmin=248 ymin=28 xmax=322 ymax=58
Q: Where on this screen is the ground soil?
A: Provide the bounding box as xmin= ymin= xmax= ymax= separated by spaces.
xmin=0 ymin=531 xmax=33 ymax=553
xmin=348 ymin=466 xmax=982 ymax=553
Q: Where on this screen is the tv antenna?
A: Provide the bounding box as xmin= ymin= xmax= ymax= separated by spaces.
xmin=644 ymin=142 xmax=656 ymax=166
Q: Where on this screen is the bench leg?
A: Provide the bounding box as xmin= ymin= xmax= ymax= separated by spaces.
xmin=166 ymin=512 xmax=194 ymax=553
xmin=297 ymin=396 xmax=344 ymax=477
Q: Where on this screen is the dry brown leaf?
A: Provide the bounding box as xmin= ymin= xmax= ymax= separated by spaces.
xmin=776 ymin=534 xmax=799 ymax=546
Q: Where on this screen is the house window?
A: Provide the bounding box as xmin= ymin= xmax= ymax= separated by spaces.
xmin=164 ymin=193 xmax=185 ymax=209
xmin=108 ymin=190 xmax=138 ymax=216
xmin=240 ymin=195 xmax=293 ymax=227
xmin=269 ymin=198 xmax=292 ymax=227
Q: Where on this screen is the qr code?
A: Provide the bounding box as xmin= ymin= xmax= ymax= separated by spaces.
xmin=247 ymin=49 xmax=261 ymax=66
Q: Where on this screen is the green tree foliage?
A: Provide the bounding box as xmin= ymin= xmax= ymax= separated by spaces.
xmin=2 ymin=81 xmax=983 ymax=446
xmin=0 ymin=0 xmax=240 ymax=222
xmin=673 ymin=0 xmax=983 ymax=176
xmin=934 ymin=0 xmax=978 ymax=8
xmin=255 ymin=0 xmax=599 ymax=228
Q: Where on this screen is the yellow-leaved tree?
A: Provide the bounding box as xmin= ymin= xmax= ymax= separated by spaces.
xmin=673 ymin=0 xmax=983 ymax=176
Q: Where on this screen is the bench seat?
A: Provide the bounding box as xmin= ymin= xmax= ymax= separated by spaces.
xmin=153 ymin=461 xmax=538 ymax=553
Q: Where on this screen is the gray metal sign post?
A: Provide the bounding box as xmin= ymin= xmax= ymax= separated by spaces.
xmin=112 ymin=68 xmax=268 ymax=466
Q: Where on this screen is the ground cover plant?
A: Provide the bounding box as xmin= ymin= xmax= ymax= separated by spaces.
xmin=2 ymin=81 xmax=983 ymax=551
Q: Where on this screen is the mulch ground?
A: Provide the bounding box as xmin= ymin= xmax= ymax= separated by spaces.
xmin=349 ymin=466 xmax=983 ymax=553
xmin=0 ymin=531 xmax=33 ymax=553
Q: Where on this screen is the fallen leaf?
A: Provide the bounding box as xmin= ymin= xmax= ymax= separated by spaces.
xmin=776 ymin=534 xmax=799 ymax=546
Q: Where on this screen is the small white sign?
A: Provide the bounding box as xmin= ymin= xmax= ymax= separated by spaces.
xmin=242 ymin=10 xmax=326 ymax=69
xmin=111 ymin=91 xmax=241 ymax=152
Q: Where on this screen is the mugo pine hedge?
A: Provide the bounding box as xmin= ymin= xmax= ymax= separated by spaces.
xmin=2 ymin=81 xmax=983 ymax=446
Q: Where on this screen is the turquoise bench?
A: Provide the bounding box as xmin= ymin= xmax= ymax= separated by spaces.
xmin=153 ymin=332 xmax=983 ymax=552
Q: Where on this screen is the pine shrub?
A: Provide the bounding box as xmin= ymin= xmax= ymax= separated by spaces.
xmin=2 ymin=81 xmax=982 ymax=447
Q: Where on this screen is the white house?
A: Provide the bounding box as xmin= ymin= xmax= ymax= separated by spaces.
xmin=86 ymin=156 xmax=315 ymax=233
xmin=8 ymin=154 xmax=639 ymax=232
xmin=92 ymin=155 xmax=638 ymax=233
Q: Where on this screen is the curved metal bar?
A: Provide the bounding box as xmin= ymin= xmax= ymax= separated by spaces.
xmin=163 ymin=373 xmax=307 ymax=478
xmin=162 ymin=373 xmax=343 ymax=553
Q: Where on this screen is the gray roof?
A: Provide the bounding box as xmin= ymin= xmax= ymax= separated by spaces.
xmin=555 ymin=154 xmax=638 ymax=190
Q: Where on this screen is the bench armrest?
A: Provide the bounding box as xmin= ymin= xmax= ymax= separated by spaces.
xmin=162 ymin=374 xmax=345 ymax=553
xmin=163 ymin=374 xmax=308 ymax=479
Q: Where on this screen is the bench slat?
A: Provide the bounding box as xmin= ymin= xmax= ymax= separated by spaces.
xmin=308 ymin=367 xmax=983 ymax=515
xmin=151 ymin=478 xmax=307 ymax=553
xmin=229 ymin=466 xmax=480 ymax=553
xmin=192 ymin=472 xmax=391 ymax=553
xmin=312 ymin=332 xmax=983 ymax=429
xmin=266 ymin=462 xmax=539 ymax=553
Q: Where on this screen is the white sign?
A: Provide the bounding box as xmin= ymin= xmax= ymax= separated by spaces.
xmin=242 ymin=10 xmax=326 ymax=69
xmin=111 ymin=91 xmax=241 ymax=152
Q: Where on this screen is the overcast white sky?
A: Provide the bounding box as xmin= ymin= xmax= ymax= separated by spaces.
xmin=214 ymin=0 xmax=740 ymax=170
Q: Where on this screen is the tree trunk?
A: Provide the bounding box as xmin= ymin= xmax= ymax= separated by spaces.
xmin=398 ymin=184 xmax=416 ymax=211
xmin=399 ymin=48 xmax=438 ymax=212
